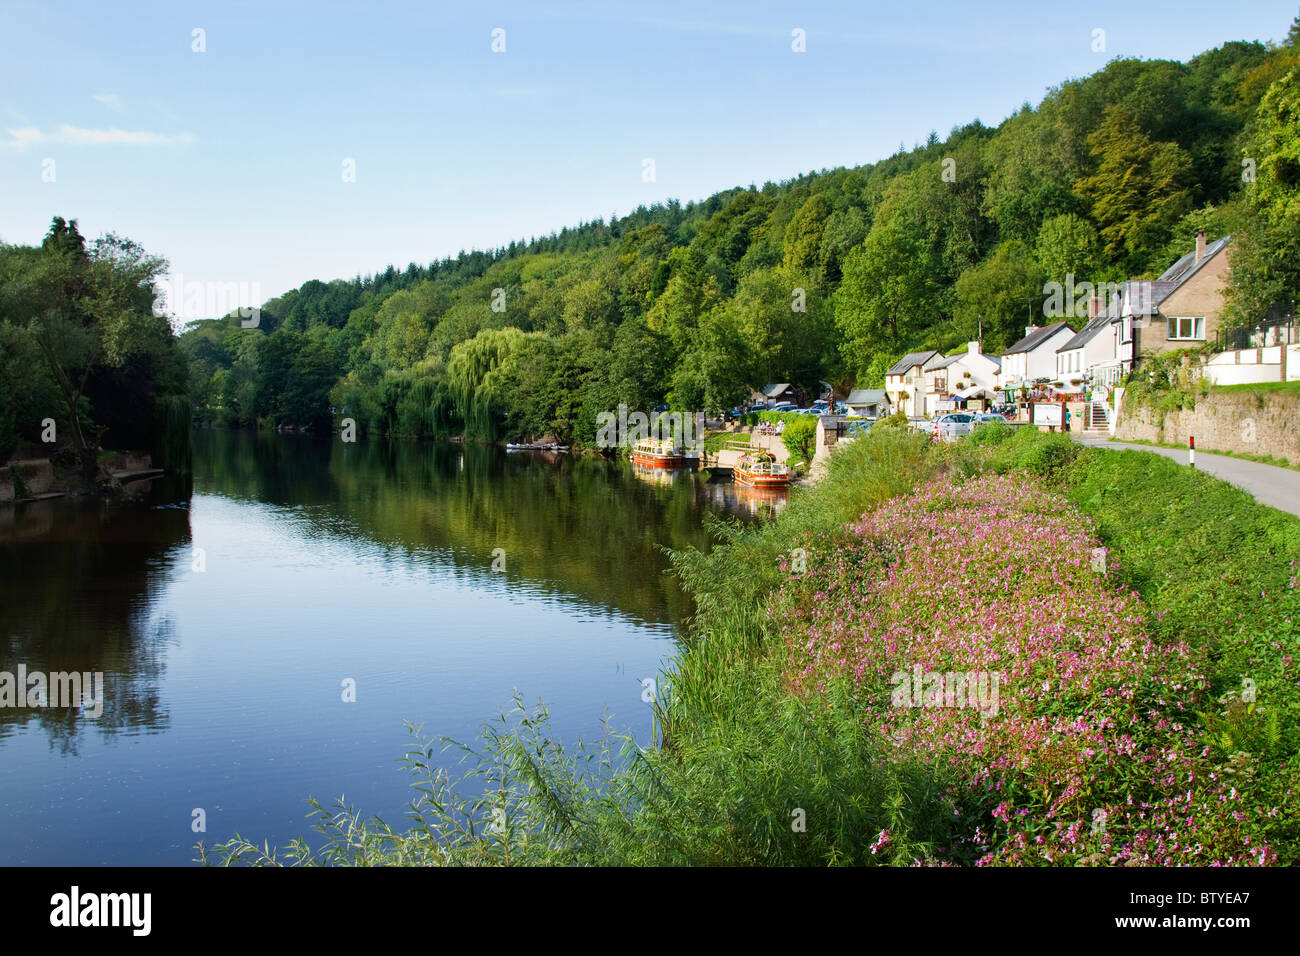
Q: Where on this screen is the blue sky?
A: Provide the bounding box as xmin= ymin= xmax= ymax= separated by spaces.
xmin=1 ymin=1 xmax=1294 ymax=318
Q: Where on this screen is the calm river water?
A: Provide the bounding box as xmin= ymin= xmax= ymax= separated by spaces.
xmin=0 ymin=430 xmax=782 ymax=865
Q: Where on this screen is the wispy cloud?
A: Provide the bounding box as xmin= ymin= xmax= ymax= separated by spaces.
xmin=92 ymin=92 xmax=125 ymax=112
xmin=2 ymin=127 xmax=44 ymax=149
xmin=0 ymin=123 xmax=194 ymax=150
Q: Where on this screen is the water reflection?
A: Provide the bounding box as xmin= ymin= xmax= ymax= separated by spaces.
xmin=1 ymin=432 xmax=767 ymax=754
xmin=0 ymin=490 xmax=189 ymax=752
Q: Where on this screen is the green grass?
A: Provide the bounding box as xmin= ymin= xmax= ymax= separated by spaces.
xmin=1063 ymin=448 xmax=1300 ymax=769
xmin=1213 ymin=380 xmax=1300 ymax=398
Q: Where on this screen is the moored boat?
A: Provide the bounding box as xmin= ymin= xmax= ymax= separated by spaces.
xmin=630 ymin=438 xmax=685 ymax=468
xmin=734 ymin=450 xmax=789 ymax=487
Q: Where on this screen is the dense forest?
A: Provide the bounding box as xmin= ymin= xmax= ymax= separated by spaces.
xmin=11 ymin=21 xmax=1297 ymax=455
xmin=0 ymin=218 xmax=191 ymax=477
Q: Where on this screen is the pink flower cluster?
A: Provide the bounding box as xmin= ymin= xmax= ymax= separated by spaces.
xmin=773 ymin=474 xmax=1281 ymax=866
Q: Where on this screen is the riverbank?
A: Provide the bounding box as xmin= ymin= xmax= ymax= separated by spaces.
xmin=1 ymin=450 xmax=170 ymax=504
xmin=200 ymin=422 xmax=1300 ymax=866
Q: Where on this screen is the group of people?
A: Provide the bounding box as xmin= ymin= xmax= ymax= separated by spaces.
xmin=757 ymin=419 xmax=786 ymax=437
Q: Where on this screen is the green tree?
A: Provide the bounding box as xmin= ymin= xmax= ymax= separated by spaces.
xmin=1226 ymin=68 xmax=1300 ymax=323
xmin=954 ymin=241 xmax=1045 ymax=351
xmin=1035 ymin=213 xmax=1104 ymax=285
xmin=1075 ymin=106 xmax=1194 ymax=272
xmin=835 ymin=214 xmax=943 ymax=377
xmin=2 ymin=219 xmax=176 ymax=474
xmin=782 ymin=194 xmax=832 ymax=276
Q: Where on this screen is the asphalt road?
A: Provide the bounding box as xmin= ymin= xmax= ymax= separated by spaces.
xmin=1073 ymin=436 xmax=1300 ymax=518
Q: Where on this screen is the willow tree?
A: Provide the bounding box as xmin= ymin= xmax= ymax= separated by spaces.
xmin=445 ymin=327 xmax=535 ymax=440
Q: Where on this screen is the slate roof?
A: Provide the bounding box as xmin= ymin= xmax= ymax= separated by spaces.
xmin=885 ymin=350 xmax=942 ymax=376
xmin=845 ymin=388 xmax=888 ymax=405
xmin=924 ymin=353 xmax=965 ymax=370
xmin=1058 ymin=314 xmax=1112 ymax=352
xmin=1003 ymin=322 xmax=1074 ymax=355
xmin=1159 ymin=235 xmax=1230 ymax=286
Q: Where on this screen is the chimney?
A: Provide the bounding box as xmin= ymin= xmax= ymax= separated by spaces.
xmin=967 ymin=340 xmax=981 ymax=355
xmin=1089 ymin=292 xmax=1101 ymax=319
xmin=1025 ymin=325 xmax=1040 ymax=338
xmin=1195 ymin=229 xmax=1206 ymax=264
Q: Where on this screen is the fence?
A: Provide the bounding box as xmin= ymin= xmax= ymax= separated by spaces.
xmin=1215 ymin=313 xmax=1297 ymax=352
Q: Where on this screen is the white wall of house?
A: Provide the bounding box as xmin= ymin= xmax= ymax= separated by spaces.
xmin=922 ymin=343 xmax=999 ymax=415
xmin=955 ymin=344 xmax=1000 ymax=392
xmin=998 ymin=352 xmax=1027 ymax=389
xmin=885 ymin=370 xmax=925 ymax=416
xmin=1023 ymin=328 xmax=1075 ymax=381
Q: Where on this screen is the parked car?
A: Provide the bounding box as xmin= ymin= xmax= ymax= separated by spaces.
xmin=973 ymin=413 xmax=1008 ymax=424
xmin=933 ymin=413 xmax=976 ymax=441
xmin=771 ymin=401 xmax=798 ymax=412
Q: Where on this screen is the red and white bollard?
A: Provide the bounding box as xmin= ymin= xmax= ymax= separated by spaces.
xmin=1189 ymin=435 xmax=1196 ymax=469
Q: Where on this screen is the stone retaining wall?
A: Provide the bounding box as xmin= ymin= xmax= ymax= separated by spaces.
xmin=1115 ymin=390 xmax=1300 ymax=462
xmin=0 ymin=460 xmax=55 ymax=502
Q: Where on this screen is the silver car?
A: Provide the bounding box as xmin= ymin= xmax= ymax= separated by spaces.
xmin=933 ymin=413 xmax=975 ymax=441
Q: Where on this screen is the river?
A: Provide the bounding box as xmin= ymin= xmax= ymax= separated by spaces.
xmin=0 ymin=430 xmax=782 ymax=865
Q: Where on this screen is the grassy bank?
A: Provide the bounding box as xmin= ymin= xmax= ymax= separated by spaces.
xmin=200 ymin=424 xmax=1300 ymax=865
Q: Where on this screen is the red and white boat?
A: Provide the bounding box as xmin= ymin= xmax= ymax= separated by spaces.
xmin=630 ymin=438 xmax=685 ymax=469
xmin=734 ymin=451 xmax=789 ymax=487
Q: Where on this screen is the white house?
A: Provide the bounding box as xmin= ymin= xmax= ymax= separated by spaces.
xmin=920 ymin=342 xmax=1002 ymax=415
xmin=884 ymin=350 xmax=941 ymax=417
xmin=1054 ymin=313 xmax=1114 ymax=396
xmin=998 ymin=323 xmax=1075 ymax=398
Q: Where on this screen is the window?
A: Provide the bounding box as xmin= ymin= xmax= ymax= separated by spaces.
xmin=1168 ymin=316 xmax=1205 ymax=341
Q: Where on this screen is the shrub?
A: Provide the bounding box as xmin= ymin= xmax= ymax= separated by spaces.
xmin=967 ymin=421 xmax=1013 ymax=446
xmin=780 ymin=416 xmax=817 ymax=462
xmin=1016 ymin=432 xmax=1078 ymax=475
xmin=877 ymin=411 xmax=910 ymax=429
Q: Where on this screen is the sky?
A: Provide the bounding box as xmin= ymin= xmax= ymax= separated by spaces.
xmin=1 ymin=0 xmax=1295 ymax=319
